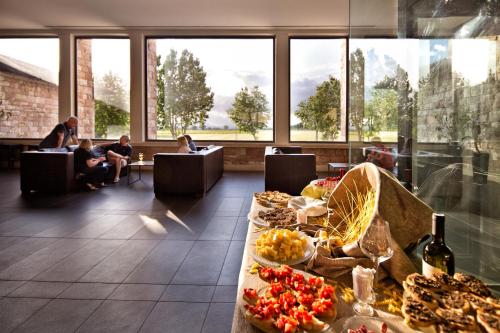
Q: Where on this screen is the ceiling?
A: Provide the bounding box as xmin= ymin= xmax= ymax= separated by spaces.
xmin=0 ymin=0 xmax=398 ymax=31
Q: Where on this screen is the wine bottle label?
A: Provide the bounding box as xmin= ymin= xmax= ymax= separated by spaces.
xmin=422 ymin=259 xmax=443 ymax=278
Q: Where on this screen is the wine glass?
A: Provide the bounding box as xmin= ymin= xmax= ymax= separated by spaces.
xmin=359 ymin=219 xmax=394 ymax=284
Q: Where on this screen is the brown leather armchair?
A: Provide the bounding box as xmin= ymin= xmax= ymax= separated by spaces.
xmin=153 ymin=146 xmax=223 ymax=197
xmin=21 ymin=151 xmax=77 ymax=194
xmin=264 ymin=146 xmax=317 ymax=195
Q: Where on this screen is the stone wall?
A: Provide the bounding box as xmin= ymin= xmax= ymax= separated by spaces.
xmin=0 ymin=71 xmax=58 ymax=138
xmin=76 ymin=39 xmax=95 ymax=138
xmin=129 ymin=145 xmax=349 ymax=171
xmin=417 ymin=36 xmax=500 ymax=173
xmin=146 ymin=40 xmax=158 ymax=140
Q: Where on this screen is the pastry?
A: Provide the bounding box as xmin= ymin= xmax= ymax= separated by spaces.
xmin=258 ymin=207 xmax=297 ymax=227
xmin=255 ymin=191 xmax=292 ymax=208
xmin=403 ymin=282 xmax=439 ymax=309
xmin=402 ymin=298 xmax=438 ymax=330
xmin=477 ymin=309 xmax=500 ymax=333
xmin=435 ymin=308 xmax=477 ymax=331
xmin=406 ymin=273 xmax=442 ymax=291
xmin=434 ymin=290 xmax=470 ymax=313
xmin=453 ymin=273 xmax=491 ymax=298
xmin=431 ymin=272 xmax=467 ymax=292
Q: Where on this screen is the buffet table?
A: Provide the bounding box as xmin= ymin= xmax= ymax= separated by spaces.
xmin=231 ymin=197 xmax=406 ymax=333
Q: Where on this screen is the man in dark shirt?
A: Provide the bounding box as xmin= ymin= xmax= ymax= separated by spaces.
xmin=39 ymin=116 xmax=79 ymax=149
xmin=103 ymin=135 xmax=132 ymax=183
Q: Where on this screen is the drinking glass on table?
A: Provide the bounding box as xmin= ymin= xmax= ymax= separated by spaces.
xmin=352 ymin=265 xmax=376 ymax=316
xmin=138 ymin=152 xmax=144 ymax=162
xmin=359 ymin=218 xmax=394 ymax=284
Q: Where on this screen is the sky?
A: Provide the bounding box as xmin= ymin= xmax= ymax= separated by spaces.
xmin=153 ymin=38 xmax=274 ymax=128
xmin=290 ymin=39 xmax=345 ymax=126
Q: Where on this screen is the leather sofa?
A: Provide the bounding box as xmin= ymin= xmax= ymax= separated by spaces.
xmin=20 ymin=147 xmax=129 ymax=195
xmin=154 ymin=146 xmax=224 ymax=197
xmin=264 ymin=146 xmax=317 ymax=195
xmin=21 ymin=151 xmax=77 ymax=194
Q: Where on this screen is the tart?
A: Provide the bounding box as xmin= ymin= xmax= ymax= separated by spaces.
xmin=453 ymin=273 xmax=492 ymax=298
xmin=255 ymin=191 xmax=292 ymax=208
xmin=431 ymin=272 xmax=467 ymax=292
xmin=403 ymin=282 xmax=439 ymax=310
xmin=406 ymin=273 xmax=442 ymax=291
xmin=434 ymin=290 xmax=470 ymax=313
xmin=477 ymin=309 xmax=500 ymax=333
xmin=402 ymin=297 xmax=438 ymax=330
xmin=435 ymin=308 xmax=477 ymax=331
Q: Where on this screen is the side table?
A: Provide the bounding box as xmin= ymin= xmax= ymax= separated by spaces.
xmin=127 ymin=161 xmax=154 ymax=185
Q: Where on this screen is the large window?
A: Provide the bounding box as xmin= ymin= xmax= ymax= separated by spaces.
xmin=76 ymin=38 xmax=130 ymax=140
xmin=348 ymin=39 xmax=419 ymax=143
xmin=0 ymin=38 xmax=59 ymax=139
xmin=146 ymin=37 xmax=274 ymax=141
xmin=289 ymin=38 xmax=347 ymax=142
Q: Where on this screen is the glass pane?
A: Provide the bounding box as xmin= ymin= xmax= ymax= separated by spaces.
xmin=290 ymin=38 xmax=347 ymax=142
xmin=146 ymin=38 xmax=274 ymax=141
xmin=76 ymin=38 xmax=130 ymax=140
xmin=0 ymin=38 xmax=59 ymax=139
xmin=349 ymin=0 xmax=499 ymax=287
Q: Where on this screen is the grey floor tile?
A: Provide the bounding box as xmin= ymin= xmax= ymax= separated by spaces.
xmin=216 ymin=198 xmax=245 ymax=213
xmin=199 ymin=216 xmax=238 ymax=240
xmin=109 ymin=284 xmax=165 ymax=301
xmin=1 ymin=220 xmax=62 ymax=237
xmin=77 ymin=300 xmax=155 ymax=333
xmin=172 ymin=241 xmax=230 ymax=285
xmin=34 ymin=239 xmax=124 ymax=282
xmin=160 ymin=285 xmax=215 ymax=302
xmin=98 ymin=215 xmax=146 ymax=239
xmin=201 ymin=303 xmax=235 ymax=333
xmin=0 ymin=237 xmax=27 ymax=251
xmin=0 ymin=238 xmax=91 ymax=280
xmin=129 ymin=213 xmax=171 ymax=239
xmin=212 ymin=285 xmax=237 ymax=302
xmin=232 ymin=217 xmax=249 ymax=241
xmin=217 ymin=241 xmax=245 ymax=286
xmin=79 ymin=240 xmax=159 ymax=283
xmin=139 ymin=302 xmax=209 ymax=333
xmin=0 ymin=238 xmax=59 ymax=271
xmin=0 ymin=297 xmax=51 ymax=333
xmin=33 ymin=214 xmax=105 ymax=238
xmin=125 ymin=240 xmax=193 ymax=284
xmin=67 ymin=214 xmax=128 ymax=239
xmin=0 ymin=280 xmax=25 ymax=296
xmin=57 ymin=283 xmax=119 ymax=299
xmin=14 ymin=299 xmax=101 ymax=333
xmin=9 ymin=281 xmax=71 ymax=298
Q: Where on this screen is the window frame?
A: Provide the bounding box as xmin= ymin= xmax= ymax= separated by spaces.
xmin=288 ymin=36 xmax=349 ymax=144
xmin=143 ymin=35 xmax=276 ymax=143
xmin=0 ymin=35 xmax=60 ymax=140
xmin=74 ymin=35 xmax=131 ymax=141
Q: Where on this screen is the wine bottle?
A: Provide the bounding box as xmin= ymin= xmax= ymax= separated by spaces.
xmin=422 ymin=213 xmax=455 ymax=277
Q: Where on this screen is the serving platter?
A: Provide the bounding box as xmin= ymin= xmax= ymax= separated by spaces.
xmin=249 ymin=230 xmax=316 ymax=267
xmin=332 ymin=315 xmax=420 ymax=333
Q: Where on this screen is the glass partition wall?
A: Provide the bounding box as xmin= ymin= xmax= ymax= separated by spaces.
xmin=349 ymin=0 xmax=499 ymax=287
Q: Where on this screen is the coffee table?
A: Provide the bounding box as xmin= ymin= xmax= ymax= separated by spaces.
xmin=127 ymin=161 xmax=154 ymax=185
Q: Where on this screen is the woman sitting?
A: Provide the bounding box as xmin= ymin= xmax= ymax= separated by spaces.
xmin=74 ymin=139 xmax=108 ymax=191
xmin=177 ymin=136 xmax=192 ymax=153
xmin=184 ymin=134 xmax=197 ymax=152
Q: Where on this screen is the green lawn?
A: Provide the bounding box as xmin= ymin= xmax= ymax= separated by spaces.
xmin=153 ymin=129 xmax=398 ymax=142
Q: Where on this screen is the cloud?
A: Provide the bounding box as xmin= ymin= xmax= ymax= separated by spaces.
xmin=234 ymin=71 xmax=272 ymax=88
xmin=433 ymin=44 xmax=446 ymax=52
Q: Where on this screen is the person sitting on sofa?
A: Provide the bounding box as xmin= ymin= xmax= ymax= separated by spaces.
xmin=39 ymin=116 xmax=79 ymax=149
xmin=184 ymin=134 xmax=197 ymax=152
xmin=74 ymin=139 xmax=108 ymax=191
xmin=177 ymin=136 xmax=192 ymax=153
xmin=102 ymin=135 xmax=132 ymax=183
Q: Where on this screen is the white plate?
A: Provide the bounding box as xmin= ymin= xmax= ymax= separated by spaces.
xmin=250 ymin=231 xmax=316 ymax=267
xmin=332 ymin=315 xmax=419 ymax=333
xmin=288 ymin=196 xmax=327 ymax=211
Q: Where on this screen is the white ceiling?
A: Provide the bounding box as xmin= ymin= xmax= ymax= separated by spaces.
xmin=0 ymin=0 xmax=398 ymax=31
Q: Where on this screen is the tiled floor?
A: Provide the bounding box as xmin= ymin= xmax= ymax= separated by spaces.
xmin=0 ymin=170 xmax=261 ymax=333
